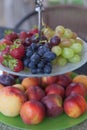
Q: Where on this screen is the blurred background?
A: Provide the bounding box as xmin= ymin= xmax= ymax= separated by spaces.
xmin=0 ymin=0 xmax=87 ymax=30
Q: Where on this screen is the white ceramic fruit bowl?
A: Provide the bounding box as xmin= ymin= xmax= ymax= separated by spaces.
xmin=0 ymin=39 xmax=87 ymax=77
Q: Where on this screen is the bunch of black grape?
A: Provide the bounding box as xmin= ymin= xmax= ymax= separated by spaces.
xmin=23 ymin=43 xmax=56 ymax=74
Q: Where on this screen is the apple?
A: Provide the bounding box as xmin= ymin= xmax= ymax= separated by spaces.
xmin=41 ymin=76 xmax=58 ymax=87
xmin=20 ymin=100 xmax=45 ymax=124
xmin=65 ymin=82 xmax=86 ymax=98
xmin=26 ymin=86 xmax=45 ymax=101
xmin=22 ymin=77 xmax=40 ymax=89
xmin=41 ymin=94 xmax=63 ymax=117
xmin=0 ymin=86 xmax=26 ymax=117
xmin=57 ymin=74 xmax=72 ymax=88
xmin=45 ymin=83 xmax=65 ymax=98
xmin=64 ymin=93 xmax=87 ymax=118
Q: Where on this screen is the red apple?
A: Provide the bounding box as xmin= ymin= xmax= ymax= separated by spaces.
xmin=20 ymin=100 xmax=45 ymax=124
xmin=64 ymin=93 xmax=87 ymax=118
xmin=57 ymin=74 xmax=72 ymax=88
xmin=41 ymin=76 xmax=58 ymax=87
xmin=65 ymin=82 xmax=86 ymax=98
xmin=0 ymin=86 xmax=26 ymax=117
xmin=45 ymin=83 xmax=65 ymax=98
xmin=41 ymin=94 xmax=63 ymax=117
xmin=26 ymin=86 xmax=45 ymax=101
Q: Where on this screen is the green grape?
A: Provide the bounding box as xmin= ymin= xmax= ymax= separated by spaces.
xmin=55 ymin=25 xmax=65 ymax=37
xmin=62 ymin=47 xmax=74 ymax=59
xmin=60 ymin=39 xmax=72 ymax=47
xmin=75 ymin=38 xmax=84 ymax=45
xmin=57 ymin=56 xmax=67 ymax=66
xmin=69 ymin=54 xmax=81 ymax=63
xmin=63 ymin=28 xmax=73 ymax=39
xmin=52 ymin=58 xmax=57 ymax=65
xmin=51 ymin=45 xmax=62 ymax=56
xmin=72 ymin=32 xmax=77 ymax=39
xmin=70 ymin=43 xmax=83 ymax=53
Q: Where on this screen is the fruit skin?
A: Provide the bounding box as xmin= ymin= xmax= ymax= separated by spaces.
xmin=20 ymin=100 xmax=45 ymax=124
xmin=50 ymin=36 xmax=61 ymax=47
xmin=5 ymin=31 xmax=18 ymax=42
xmin=12 ymin=84 xmax=25 ymax=92
xmin=9 ymin=59 xmax=24 ymax=72
xmin=73 ymin=75 xmax=87 ymax=90
xmin=26 ymin=86 xmax=45 ymax=101
xmin=41 ymin=94 xmax=63 ymax=117
xmin=65 ymin=82 xmax=86 ymax=98
xmin=0 ymin=86 xmax=26 ymax=117
xmin=0 ymin=39 xmax=13 ymax=46
xmin=21 ymin=77 xmax=40 ymax=89
xmin=45 ymin=83 xmax=65 ymax=98
xmin=28 ymin=28 xmax=38 ymax=36
xmin=41 ymin=76 xmax=58 ymax=87
xmin=10 ymin=44 xmax=25 ymax=59
xmin=64 ymin=93 xmax=87 ymax=118
xmin=0 ymin=84 xmax=4 ymax=89
xmin=0 ymin=74 xmax=15 ymax=86
xmin=57 ymin=74 xmax=72 ymax=88
xmin=18 ymin=31 xmax=29 ymax=40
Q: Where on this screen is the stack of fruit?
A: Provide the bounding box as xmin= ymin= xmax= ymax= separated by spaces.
xmin=0 ymin=73 xmax=87 ymax=125
xmin=0 ymin=25 xmax=84 ymax=74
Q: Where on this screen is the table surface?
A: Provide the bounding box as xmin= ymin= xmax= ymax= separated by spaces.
xmin=0 ymin=26 xmax=87 ymax=130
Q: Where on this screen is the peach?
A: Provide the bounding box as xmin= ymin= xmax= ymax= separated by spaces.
xmin=21 ymin=77 xmax=40 ymax=89
xmin=12 ymin=84 xmax=25 ymax=92
xmin=26 ymin=86 xmax=45 ymax=101
xmin=65 ymin=82 xmax=86 ymax=98
xmin=0 ymin=84 xmax=4 ymax=89
xmin=64 ymin=93 xmax=87 ymax=118
xmin=0 ymin=86 xmax=26 ymax=117
xmin=45 ymin=83 xmax=65 ymax=98
xmin=73 ymin=75 xmax=87 ymax=90
xmin=41 ymin=94 xmax=63 ymax=117
xmin=20 ymin=100 xmax=45 ymax=124
xmin=41 ymin=76 xmax=58 ymax=87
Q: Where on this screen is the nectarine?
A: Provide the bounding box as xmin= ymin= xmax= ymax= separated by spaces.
xmin=65 ymin=82 xmax=86 ymax=98
xmin=41 ymin=94 xmax=63 ymax=117
xmin=26 ymin=86 xmax=45 ymax=101
xmin=21 ymin=77 xmax=40 ymax=89
xmin=0 ymin=86 xmax=26 ymax=117
xmin=45 ymin=83 xmax=65 ymax=98
xmin=20 ymin=100 xmax=45 ymax=124
xmin=41 ymin=76 xmax=58 ymax=87
xmin=73 ymin=75 xmax=87 ymax=90
xmin=64 ymin=93 xmax=87 ymax=118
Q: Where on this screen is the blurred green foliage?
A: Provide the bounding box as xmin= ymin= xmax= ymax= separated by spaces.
xmin=48 ymin=0 xmax=84 ymax=5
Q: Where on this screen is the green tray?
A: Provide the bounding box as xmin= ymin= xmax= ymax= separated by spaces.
xmin=0 ymin=111 xmax=87 ymax=130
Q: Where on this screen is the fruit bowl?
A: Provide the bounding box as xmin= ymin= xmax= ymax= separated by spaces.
xmin=0 ymin=39 xmax=87 ymax=77
xmin=0 ymin=111 xmax=87 ymax=130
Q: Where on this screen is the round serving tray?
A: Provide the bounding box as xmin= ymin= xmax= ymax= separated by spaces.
xmin=0 ymin=111 xmax=87 ymax=130
xmin=0 ymin=40 xmax=87 ymax=77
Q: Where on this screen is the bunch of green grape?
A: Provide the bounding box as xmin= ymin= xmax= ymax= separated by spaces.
xmin=43 ymin=25 xmax=84 ymax=66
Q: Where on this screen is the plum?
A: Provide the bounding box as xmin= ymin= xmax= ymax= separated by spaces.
xmin=0 ymin=74 xmax=15 ymax=86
